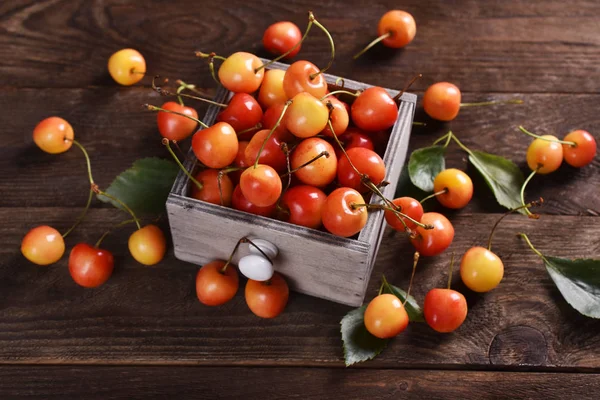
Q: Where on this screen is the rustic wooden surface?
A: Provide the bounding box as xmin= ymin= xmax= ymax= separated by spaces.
xmin=1 ymin=0 xmax=599 ymax=398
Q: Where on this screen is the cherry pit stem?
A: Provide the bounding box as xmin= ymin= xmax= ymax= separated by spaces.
xmin=519 ymin=169 xmax=538 ymax=217
xmin=353 ymin=31 xmax=392 ymax=60
xmin=153 ymin=76 xmax=227 ymax=108
xmin=517 ymin=233 xmax=545 ymax=260
xmin=393 ymin=73 xmax=422 ymax=102
xmin=95 ymin=218 xmax=137 ymax=248
xmin=162 ymin=138 xmax=204 ymax=191
xmin=280 ymin=151 xmax=329 ymax=177
xmin=351 ymin=203 xmax=434 ymax=230
xmin=320 ymin=90 xmax=360 ymax=100
xmin=62 ymin=189 xmax=93 ymax=239
xmin=237 ymin=123 xmax=263 ymax=136
xmin=254 ymin=99 xmax=292 ymax=168
xmin=518 ymin=126 xmax=576 ymax=147
xmin=308 ymin=13 xmax=336 ymax=80
xmin=404 ymin=252 xmax=420 ymax=306
xmin=195 ymin=52 xmax=223 ymax=86
xmin=487 ymin=198 xmax=543 ymax=251
xmin=460 ymin=99 xmax=523 ymax=108
xmin=419 ymin=188 xmax=448 ymax=204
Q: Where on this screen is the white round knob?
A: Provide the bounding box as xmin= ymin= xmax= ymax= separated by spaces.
xmin=248 ymin=239 xmax=279 ymax=260
xmin=238 ymin=254 xmax=274 ymax=282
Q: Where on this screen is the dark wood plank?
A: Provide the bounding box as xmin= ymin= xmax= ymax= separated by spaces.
xmin=2 ymin=208 xmax=599 ymax=369
xmin=1 ymin=0 xmax=600 ymax=92
xmin=1 ymin=366 xmax=599 ymax=400
xmin=2 ymin=88 xmax=598 ymax=214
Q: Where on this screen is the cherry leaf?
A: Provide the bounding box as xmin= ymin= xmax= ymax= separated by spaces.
xmin=340 ymin=306 xmax=388 ymax=366
xmin=408 ymin=145 xmax=446 ymax=192
xmin=382 ymin=284 xmax=425 ymax=322
xmin=98 ymin=157 xmax=179 ymax=215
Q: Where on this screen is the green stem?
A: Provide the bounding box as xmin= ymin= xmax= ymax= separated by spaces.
xmin=460 ymin=99 xmax=523 ymax=108
xmin=335 ymin=77 xmax=345 ymax=88
xmin=196 ymin=51 xmax=226 ymax=61
xmin=432 ymin=132 xmax=451 ymax=146
xmin=449 ymin=132 xmax=475 ymax=157
xmin=412 ymin=121 xmax=427 ymax=126
xmin=404 ymin=252 xmax=420 ymax=305
xmin=353 ymin=32 xmax=391 ymax=60
xmin=281 ymin=151 xmax=329 ymax=176
xmin=62 ymin=188 xmax=93 ymax=238
xmin=517 ymin=233 xmax=546 ymax=260
xmin=309 ymin=16 xmax=335 ymax=79
xmin=518 ymin=126 xmax=576 ymax=146
xmin=320 ymin=90 xmax=360 ymax=100
xmin=145 ymin=104 xmax=209 ymax=129
xmin=95 ymin=218 xmax=137 ymax=248
xmin=254 ymin=100 xmax=292 ymax=168
xmin=162 ymin=139 xmax=203 ymax=191
xmin=96 ymin=190 xmax=141 ymax=230
xmin=420 ymin=189 xmax=447 ymax=204
xmin=171 ymin=90 xmax=228 ymax=108
xmin=487 ymin=199 xmax=542 ymax=251
xmin=69 ymin=139 xmax=95 ymax=185
xmin=237 ymin=123 xmax=262 ymax=136
xmin=520 ymin=169 xmax=537 ymax=217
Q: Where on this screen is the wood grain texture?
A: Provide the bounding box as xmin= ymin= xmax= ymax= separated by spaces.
xmin=2 ymin=0 xmax=600 ymax=93
xmin=2 ymin=208 xmax=599 ymax=369
xmin=0 ymin=366 xmax=599 ymax=399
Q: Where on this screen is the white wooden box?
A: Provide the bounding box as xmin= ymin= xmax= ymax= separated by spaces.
xmin=166 ymin=61 xmax=416 ymax=306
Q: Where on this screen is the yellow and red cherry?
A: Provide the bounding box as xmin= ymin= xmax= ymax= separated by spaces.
xmin=291 ymin=138 xmax=337 ymax=187
xmin=433 ymin=168 xmax=473 ymax=209
xmin=364 ymin=293 xmax=409 ymax=339
xmin=526 ymin=135 xmax=563 ymax=174
xmin=410 ymin=212 xmax=454 ymax=256
xmin=156 ymin=101 xmax=199 ymax=141
xmin=191 ymin=169 xmax=234 ymax=206
xmin=244 ymin=129 xmax=287 ymax=172
xmin=231 ymin=184 xmax=276 ymax=217
xmin=423 ymin=82 xmax=461 ymax=121
xmin=196 ymin=260 xmax=239 ymax=306
xmin=191 ymin=122 xmax=239 ymax=169
xmin=218 ymin=52 xmax=265 ymax=93
xmin=460 ymin=246 xmax=504 ymax=293
xmin=378 ymin=10 xmax=416 ymax=49
xmin=258 ymin=69 xmax=289 ymax=109
xmin=245 ymin=272 xmax=289 ymax=318
xmin=351 ymin=87 xmax=398 ymax=131
xmin=216 ymin=93 xmax=263 ymax=133
xmin=281 ymin=185 xmax=327 ymax=229
xmin=337 ymin=147 xmax=386 ymax=193
xmin=286 ymin=92 xmax=329 ymax=138
xmin=68 ymin=243 xmax=114 ymax=288
xmin=423 ymin=288 xmax=468 ymax=333
xmin=33 ymin=117 xmax=74 ymax=154
xmin=240 ymin=165 xmax=282 ymax=207
xmin=282 ymin=60 xmax=328 ymax=99
xmin=261 ymin=102 xmax=293 ymax=141
xmin=384 ymin=197 xmax=424 ymax=231
xmin=107 ymin=48 xmax=146 ymax=86
xmin=322 ymin=188 xmax=368 ymax=237
xmin=128 ymin=224 xmax=167 ymax=266
xmin=334 ymin=128 xmax=375 ymax=159
xmin=563 ymin=130 xmax=596 ymax=168
xmin=21 ymin=225 xmax=65 ymax=266
xmin=263 ymin=21 xmax=302 ymax=58
xmin=321 ymin=97 xmax=349 ymax=137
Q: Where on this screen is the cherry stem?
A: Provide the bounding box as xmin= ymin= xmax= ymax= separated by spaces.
xmin=393 ymin=73 xmax=422 ymax=102
xmin=432 ymin=131 xmax=452 ymax=147
xmin=517 ymin=233 xmax=546 ymax=260
xmin=335 ymin=77 xmax=345 ymax=88
xmin=280 ymin=143 xmax=293 ymax=197
xmin=171 ymin=140 xmax=190 ymax=163
xmin=245 ymin=237 xmax=273 ymax=265
xmin=94 ymin=218 xmax=137 ymax=248
xmin=487 ymin=198 xmax=543 ymax=251
xmin=217 ymin=167 xmax=242 ymax=206
xmin=162 ymin=138 xmax=203 ymax=191
xmin=353 ymin=31 xmax=391 ymax=60
xmin=326 ymin=108 xmax=362 ymax=178
xmin=447 ymin=253 xmax=456 ymax=290
xmin=404 ymin=252 xmax=420 ymax=306
xmin=237 ymin=123 xmax=262 ymax=136
xmin=412 ymin=121 xmax=427 ymax=126
xmin=320 ymin=90 xmax=360 ymax=100
xmin=170 ymin=89 xmax=228 ymax=108
xmin=176 ymin=80 xmax=214 ymax=98
xmin=62 ymin=188 xmax=93 ymax=238
xmin=519 ymin=169 xmax=538 ymax=217
xmin=196 ymin=51 xmax=227 ymax=62
xmin=308 ymin=15 xmax=335 ymax=79
xmin=254 ymin=99 xmax=292 ymax=168
xmin=420 ymin=189 xmax=448 ymax=204
xmin=68 ymin=139 xmax=95 ymax=185
xmin=281 ymin=151 xmax=329 ymax=176
xmin=377 ymin=278 xmax=386 ymax=296
xmin=145 ymin=103 xmax=209 ymax=129
xmin=221 ymin=236 xmax=245 ymax=273
xmin=518 ymin=126 xmax=576 ymax=147
xmin=351 ymin=203 xmax=434 ymax=230
xmin=194 ymin=53 xmax=222 ymax=86
xmin=460 ymin=99 xmax=523 ymax=108
xmin=446 ymin=132 xmax=475 ymax=157
xmin=95 ymin=189 xmax=141 ymax=230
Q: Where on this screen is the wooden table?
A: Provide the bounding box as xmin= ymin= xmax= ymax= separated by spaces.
xmin=2 ymin=0 xmax=599 ymax=398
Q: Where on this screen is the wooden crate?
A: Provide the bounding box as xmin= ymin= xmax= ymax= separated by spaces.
xmin=166 ymin=60 xmax=416 ymax=307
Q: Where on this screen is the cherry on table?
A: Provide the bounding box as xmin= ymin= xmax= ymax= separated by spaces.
xmin=321 ymin=187 xmax=368 ymax=237
xmin=156 ymin=101 xmax=199 ymax=141
xmin=33 ymin=117 xmax=74 ymax=154
xmin=196 ymin=260 xmax=239 ymax=306
xmin=245 ymin=272 xmax=289 ymax=318
xmin=337 ymin=147 xmax=386 ymax=193
xmin=216 ymin=93 xmax=263 ymax=134
xmin=460 ymin=246 xmax=504 ymax=293
xmin=353 ymin=10 xmax=416 ymax=59
xmin=128 ymin=224 xmax=167 ymax=266
xmin=231 ymin=184 xmax=276 ymax=217
xmin=21 ymin=225 xmax=65 ymax=266
xmin=364 ymin=293 xmax=409 ymax=339
xmin=526 ymin=135 xmax=563 ymax=174
xmin=263 ymin=21 xmax=303 ymax=58
xmin=68 ymin=243 xmax=114 ymax=288
xmin=280 ymin=185 xmax=327 ymax=229
xmin=351 ymin=87 xmax=398 ymax=132
xmin=385 ymin=197 xmax=424 ymax=231
xmin=562 ymin=130 xmax=597 ymax=168
xmin=191 ymin=122 xmax=239 ymax=169
xmin=190 ymin=169 xmax=234 ymax=207
xmin=423 ymin=288 xmax=468 ymax=333
xmin=218 ymin=52 xmax=265 ymax=93
xmin=410 ymin=212 xmax=454 ymax=256
xmin=290 ymin=138 xmax=337 ymax=187
xmin=107 ymin=48 xmax=146 ymax=86
xmin=423 ymin=82 xmax=461 ymax=121
xmin=258 ymin=69 xmax=289 ymax=109
xmin=240 ymin=164 xmax=283 ymax=207
xmin=432 ymin=168 xmax=473 ymax=209
xmin=282 ymin=60 xmax=328 ymax=99
xmin=286 ymin=92 xmax=329 ymax=138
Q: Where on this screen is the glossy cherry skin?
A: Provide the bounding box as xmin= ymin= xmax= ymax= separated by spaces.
xmin=128 ymin=224 xmax=167 ymax=266
xmin=351 ymin=87 xmax=398 ymax=132
xmin=245 ymin=272 xmax=289 ymax=318
xmin=282 ymin=60 xmax=328 ymax=99
xmin=364 ymin=294 xmax=409 ymax=339
xmin=335 ymin=128 xmax=375 ymax=159
xmin=33 ymin=117 xmax=74 ymax=154
xmin=107 ymin=48 xmax=146 ymax=86
xmin=433 ymin=168 xmax=473 ymax=209
xmin=263 ymin=21 xmax=302 ymax=58
xmin=410 ymin=212 xmax=454 ymax=257
xmin=378 ymin=10 xmax=417 ymax=48
xmin=291 ymin=138 xmax=337 ymax=187
xmin=261 ymin=102 xmax=293 ymax=141
xmin=21 ymin=225 xmax=65 ymax=266
xmin=192 ymin=122 xmax=239 ymax=169
xmin=191 ymin=169 xmax=234 ymax=206
xmin=337 ymin=147 xmax=386 ymax=193
xmin=244 ymin=129 xmax=287 ymax=172
xmin=563 ymin=130 xmax=597 ymax=168
xmin=216 ymin=93 xmax=263 ymax=134
xmin=460 ymin=246 xmax=504 ymax=293
xmin=322 ymin=188 xmax=368 ymax=237
xmin=196 ymin=260 xmax=239 ymax=306
xmin=230 ymin=141 xmax=250 ymax=184
xmin=258 ymin=69 xmax=289 ymax=109
xmin=423 ymin=82 xmax=461 ymax=121
xmin=384 ymin=197 xmax=424 ymax=231
xmin=526 ymin=135 xmax=563 ymax=174
xmin=68 ymin=243 xmax=114 ymax=288
xmin=218 ymin=52 xmax=264 ymax=93
xmin=231 ymin=184 xmax=276 ymax=217
xmin=156 ymin=101 xmax=199 ymax=141
xmin=286 ymin=92 xmax=329 ymax=138
xmin=281 ymin=185 xmax=327 ymax=229
xmin=321 ymin=97 xmax=350 ymax=137
xmin=423 ymin=288 xmax=468 ymax=333
xmin=240 ymin=165 xmax=282 ymax=207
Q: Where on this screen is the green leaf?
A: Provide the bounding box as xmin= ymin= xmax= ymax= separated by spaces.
xmin=98 ymin=157 xmax=179 ymax=215
xmin=408 ymin=145 xmax=446 ymax=192
xmin=544 ymin=256 xmax=600 ymax=318
xmin=340 ymin=306 xmax=389 ymax=366
xmin=382 ymin=284 xmax=425 ymax=322
xmin=468 ymin=150 xmax=525 ymax=212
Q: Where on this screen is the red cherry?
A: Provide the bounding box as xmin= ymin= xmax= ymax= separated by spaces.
xmin=378 ymin=10 xmax=417 ymax=48
xmin=240 ymin=165 xmax=282 ymax=207
xmin=321 ymin=96 xmax=350 ymax=137
xmin=263 ymin=21 xmax=302 ymax=58
xmin=281 ymin=185 xmax=327 ymax=229
xmin=156 ymin=101 xmax=199 ymax=141
xmin=423 ymin=82 xmax=461 ymax=121
xmin=384 ymin=197 xmax=424 ymax=231
xmin=196 ymin=260 xmax=239 ymax=306
xmin=245 ymin=272 xmax=289 ymax=318
xmin=563 ymin=130 xmax=597 ymax=168
xmin=322 ymin=188 xmax=368 ymax=237
xmin=230 ymin=141 xmax=250 ymax=184
xmin=190 ymin=169 xmax=234 ymax=206
xmin=216 ymin=93 xmax=263 ymax=134
xmin=258 ymin=69 xmax=289 ymax=109
xmin=32 ymin=117 xmax=74 ymax=154
xmin=291 ymin=138 xmax=337 ymax=187
xmin=261 ymin=102 xmax=294 ymax=142
xmin=423 ymin=288 xmax=468 ymax=333
xmin=351 ymin=87 xmax=398 ymax=131
xmin=410 ymin=212 xmax=454 ymax=256
xmin=244 ymin=129 xmax=287 ymax=172
xmin=231 ymin=184 xmax=276 ymax=217
xmin=68 ymin=243 xmax=114 ymax=288
xmin=337 ymin=147 xmax=386 ymax=193
xmin=191 ymin=122 xmax=239 ymax=169
xmin=334 ymin=128 xmax=375 ymax=159
xmin=282 ymin=60 xmax=327 ymax=99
